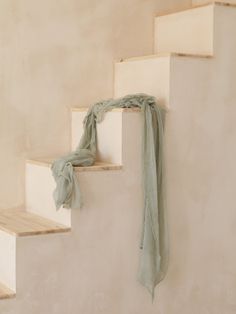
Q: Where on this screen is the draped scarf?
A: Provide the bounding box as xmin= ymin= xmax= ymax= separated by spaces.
xmin=51 ymin=94 xmax=168 ymax=297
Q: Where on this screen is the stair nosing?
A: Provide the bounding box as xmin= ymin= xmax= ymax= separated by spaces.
xmin=71 ymin=107 xmax=141 ymax=113
xmin=26 ymin=159 xmax=123 ymax=172
xmin=0 ymin=282 xmax=15 ymax=300
xmin=0 ymin=210 xmax=71 ymax=237
xmin=117 ymin=52 xmax=213 ymax=63
xmin=0 ymin=292 xmax=16 ymax=300
xmin=156 ymin=1 xmax=236 ymax=18
xmin=0 ymin=226 xmax=71 ymax=237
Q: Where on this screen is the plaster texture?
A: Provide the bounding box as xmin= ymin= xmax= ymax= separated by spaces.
xmin=0 ymin=0 xmax=190 ymax=209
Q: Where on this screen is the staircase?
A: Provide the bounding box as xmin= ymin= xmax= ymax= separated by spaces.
xmin=1 ymin=1 xmax=236 ymax=313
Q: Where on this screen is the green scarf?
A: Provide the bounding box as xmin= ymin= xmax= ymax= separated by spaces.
xmin=51 ymin=94 xmax=168 ymax=297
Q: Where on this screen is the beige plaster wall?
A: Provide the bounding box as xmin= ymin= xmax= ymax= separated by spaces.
xmin=0 ymin=0 xmax=191 ymax=209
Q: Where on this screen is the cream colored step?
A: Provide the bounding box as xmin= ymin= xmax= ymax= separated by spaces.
xmin=0 ymin=230 xmax=15 ymax=291
xmin=115 ymin=54 xmax=171 ymax=107
xmin=0 ymin=209 xmax=70 ymax=237
xmin=71 ymin=107 xmax=141 ymax=165
xmin=0 ymin=282 xmax=15 ymax=300
xmin=155 ymin=3 xmax=215 ymax=55
xmin=114 ymin=53 xmax=212 ymax=108
xmin=0 ymin=209 xmax=70 ymax=295
xmin=26 ymin=158 xmax=122 ymax=226
xmin=4 ymin=108 xmax=144 ymax=312
xmin=27 ymin=158 xmax=122 ymax=172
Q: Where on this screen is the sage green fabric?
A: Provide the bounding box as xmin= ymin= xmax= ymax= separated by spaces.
xmin=51 ymin=93 xmax=168 ymax=297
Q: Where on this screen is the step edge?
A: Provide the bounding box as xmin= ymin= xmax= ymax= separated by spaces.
xmin=0 ymin=292 xmax=16 ymax=300
xmin=116 ymin=52 xmax=213 ymax=63
xmin=0 ymin=226 xmax=71 ymax=237
xmin=71 ymin=107 xmax=141 ymax=112
xmin=26 ymin=159 xmax=123 ymax=172
xmin=0 ymin=210 xmax=71 ymax=237
xmin=156 ymin=2 xmax=213 ymax=17
xmin=0 ymin=282 xmax=16 ymax=300
xmin=16 ymin=227 xmax=71 ymax=237
xmin=156 ymin=1 xmax=236 ymax=18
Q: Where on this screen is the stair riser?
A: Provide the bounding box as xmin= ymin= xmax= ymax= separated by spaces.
xmin=2 ymin=3 xmax=236 ymax=311
xmin=26 ymin=111 xmax=142 ymax=223
xmin=3 ymin=112 xmax=143 ymax=311
xmin=114 ymin=56 xmax=170 ymax=107
xmin=155 ymin=5 xmax=214 ymax=55
xmin=0 ymin=231 xmax=15 ymax=291
xmin=72 ymin=111 xmax=123 ymax=164
xmin=25 ymin=164 xmax=125 ymax=224
xmin=25 ymin=164 xmax=71 ymax=226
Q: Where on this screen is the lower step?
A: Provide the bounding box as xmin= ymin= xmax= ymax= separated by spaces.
xmin=27 ymin=158 xmax=123 ymax=172
xmin=0 ymin=282 xmax=15 ymax=300
xmin=0 ymin=209 xmax=71 ymax=237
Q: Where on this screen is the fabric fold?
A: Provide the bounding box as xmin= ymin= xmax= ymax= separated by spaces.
xmin=51 ymin=93 xmax=168 ymax=297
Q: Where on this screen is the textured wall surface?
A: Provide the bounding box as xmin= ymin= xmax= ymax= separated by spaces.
xmin=0 ymin=0 xmax=191 ymax=209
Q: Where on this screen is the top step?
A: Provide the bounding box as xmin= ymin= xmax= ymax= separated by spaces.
xmin=0 ymin=209 xmax=70 ymax=237
xmin=155 ymin=3 xmax=215 ymax=55
xmin=155 ymin=2 xmax=236 ymax=56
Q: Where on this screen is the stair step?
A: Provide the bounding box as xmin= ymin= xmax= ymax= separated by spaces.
xmin=192 ymin=1 xmax=236 ymax=7
xmin=0 ymin=210 xmax=71 ymax=237
xmin=114 ymin=53 xmax=211 ymax=107
xmin=27 ymin=158 xmax=122 ymax=172
xmin=155 ymin=3 xmax=215 ymax=55
xmin=71 ymin=107 xmax=141 ymax=112
xmin=114 ymin=54 xmax=170 ymax=106
xmin=156 ymin=1 xmax=236 ymax=18
xmin=0 ymin=282 xmax=15 ymax=300
xmin=121 ymin=52 xmax=213 ymax=62
xmin=71 ymin=107 xmax=141 ymax=166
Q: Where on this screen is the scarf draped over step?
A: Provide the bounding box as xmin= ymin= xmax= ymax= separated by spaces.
xmin=51 ymin=93 xmax=168 ymax=298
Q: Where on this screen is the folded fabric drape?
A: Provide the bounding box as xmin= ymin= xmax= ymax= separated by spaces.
xmin=51 ymin=93 xmax=168 ymax=298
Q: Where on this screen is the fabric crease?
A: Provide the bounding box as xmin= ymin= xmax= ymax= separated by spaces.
xmin=51 ymin=93 xmax=168 ymax=297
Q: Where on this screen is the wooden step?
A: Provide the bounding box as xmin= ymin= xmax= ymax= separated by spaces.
xmin=121 ymin=52 xmax=213 ymax=62
xmin=71 ymin=107 xmax=141 ymax=112
xmin=194 ymin=1 xmax=236 ymax=8
xmin=27 ymin=158 xmax=123 ymax=172
xmin=0 ymin=210 xmax=71 ymax=237
xmin=0 ymin=282 xmax=15 ymax=300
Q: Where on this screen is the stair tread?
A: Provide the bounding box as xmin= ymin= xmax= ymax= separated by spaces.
xmin=27 ymin=158 xmax=123 ymax=172
xmin=0 ymin=209 xmax=71 ymax=237
xmin=0 ymin=282 xmax=15 ymax=300
xmin=119 ymin=52 xmax=213 ymax=63
xmin=156 ymin=1 xmax=236 ymax=18
xmin=71 ymin=107 xmax=141 ymax=112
